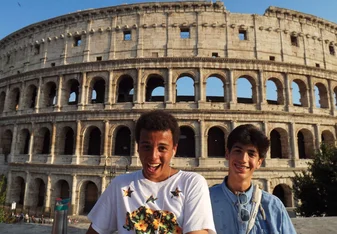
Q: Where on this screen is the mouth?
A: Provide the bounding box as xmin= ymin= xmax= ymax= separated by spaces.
xmin=147 ymin=163 xmax=161 ymax=173
xmin=234 ymin=163 xmax=250 ymax=171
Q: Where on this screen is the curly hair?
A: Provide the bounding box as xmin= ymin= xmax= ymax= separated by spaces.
xmin=135 ymin=110 xmax=180 ymax=145
xmin=227 ymin=124 xmax=270 ymax=158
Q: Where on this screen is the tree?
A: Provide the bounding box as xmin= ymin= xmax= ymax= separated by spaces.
xmin=293 ymin=143 xmax=337 ymax=216
xmin=0 ymin=175 xmax=7 ymax=223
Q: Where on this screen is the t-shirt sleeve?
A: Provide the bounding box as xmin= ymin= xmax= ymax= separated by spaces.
xmin=182 ymin=174 xmax=216 ymax=234
xmin=87 ymin=181 xmax=117 ymax=234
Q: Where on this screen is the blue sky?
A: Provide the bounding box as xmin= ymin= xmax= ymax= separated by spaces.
xmin=1 ymin=0 xmax=335 ymax=106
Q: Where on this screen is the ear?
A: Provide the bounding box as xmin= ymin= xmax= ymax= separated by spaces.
xmin=225 ymin=149 xmax=229 ymax=160
xmin=256 ymin=157 xmax=264 ymax=169
xmin=172 ymin=144 xmax=177 ymax=157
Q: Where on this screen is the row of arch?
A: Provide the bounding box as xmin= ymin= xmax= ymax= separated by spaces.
xmin=2 ymin=124 xmax=335 ymax=161
xmin=9 ymin=175 xmax=293 ymax=216
xmin=1 ymin=71 xmax=337 ymax=113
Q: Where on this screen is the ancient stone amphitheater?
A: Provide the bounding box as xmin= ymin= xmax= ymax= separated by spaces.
xmin=0 ymin=0 xmax=336 ymax=216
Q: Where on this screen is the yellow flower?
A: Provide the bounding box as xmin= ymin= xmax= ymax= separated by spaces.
xmin=134 ymin=219 xmax=148 ymax=232
xmin=145 ymin=207 xmax=153 ymax=215
xmin=153 ymin=219 xmax=160 ymax=229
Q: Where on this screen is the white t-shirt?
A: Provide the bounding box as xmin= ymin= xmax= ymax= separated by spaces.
xmin=88 ymin=170 xmax=216 ymax=234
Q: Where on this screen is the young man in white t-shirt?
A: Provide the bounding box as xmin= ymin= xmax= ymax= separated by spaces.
xmin=87 ymin=110 xmax=216 ymax=234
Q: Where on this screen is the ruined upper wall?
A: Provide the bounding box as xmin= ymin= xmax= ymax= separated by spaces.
xmin=1 ymin=1 xmax=337 ymax=78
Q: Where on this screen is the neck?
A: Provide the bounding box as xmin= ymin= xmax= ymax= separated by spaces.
xmin=226 ymin=175 xmax=251 ymax=194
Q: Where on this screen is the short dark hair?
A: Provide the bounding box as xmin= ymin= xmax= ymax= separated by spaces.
xmin=227 ymin=124 xmax=270 ymax=158
xmin=135 ymin=110 xmax=180 ymax=145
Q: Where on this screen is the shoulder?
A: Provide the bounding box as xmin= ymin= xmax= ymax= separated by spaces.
xmin=177 ymin=170 xmax=207 ymax=182
xmin=111 ymin=170 xmax=139 ymax=186
xmin=261 ymin=190 xmax=283 ymax=206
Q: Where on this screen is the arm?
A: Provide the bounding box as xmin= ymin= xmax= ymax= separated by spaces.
xmin=187 ymin=230 xmax=209 ymax=234
xmin=86 ymin=224 xmax=99 ymax=234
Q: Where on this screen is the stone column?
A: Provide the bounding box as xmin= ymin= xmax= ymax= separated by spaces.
xmin=307 ymin=75 xmax=314 ymax=113
xmin=34 ymin=77 xmax=42 ymax=113
xmin=228 ymin=69 xmax=236 ymax=105
xmin=166 ymin=12 xmax=173 ymax=57
xmin=314 ymin=124 xmax=320 ymax=150
xmin=165 ymin=68 xmax=173 ymax=104
xmin=101 ymin=176 xmax=106 ymax=193
xmin=18 ymin=82 xmax=25 ymax=111
xmin=49 ymin=123 xmax=57 ymax=164
xmin=83 ymin=20 xmax=92 ymax=63
xmin=199 ymin=119 xmax=206 ymax=158
xmin=3 ymin=85 xmax=10 ymax=112
xmin=78 ymin=72 xmax=87 ymax=110
xmin=105 ymin=71 xmax=113 ymax=108
xmin=258 ymin=70 xmax=266 ymax=110
xmin=55 ymin=75 xmax=63 ymax=111
xmin=101 ymin=120 xmax=110 ymax=166
xmin=60 ymin=30 xmax=69 ymax=65
xmin=72 ymin=121 xmax=81 ymax=164
xmin=198 ymin=68 xmax=205 ymax=103
xmin=284 ymin=73 xmax=291 ymax=111
xmin=70 ymin=174 xmax=77 ymax=215
xmin=328 ymin=79 xmax=335 ymax=115
xmin=9 ymin=125 xmax=17 ymax=163
xmin=23 ymin=171 xmax=31 ymax=210
xmin=136 ymin=68 xmax=143 ymax=104
xmin=5 ymin=171 xmax=13 ymax=204
xmin=136 ymin=13 xmax=144 ymax=58
xmin=28 ymin=126 xmax=35 ymax=162
xmin=108 ymin=17 xmax=117 ymax=60
xmin=45 ymin=174 xmax=52 ymax=214
xmin=289 ymin=122 xmax=298 ymax=161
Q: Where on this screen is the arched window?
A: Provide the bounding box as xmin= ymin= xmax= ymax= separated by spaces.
xmin=87 ymin=127 xmax=102 ymax=155
xmin=145 ymin=75 xmax=165 ymax=102
xmin=292 ymin=80 xmax=308 ymax=107
xmin=24 ymin=85 xmax=37 ymax=109
xmin=91 ymin=79 xmax=105 ymax=103
xmin=114 ymin=127 xmax=131 ymax=156
xmin=207 ymin=127 xmax=225 ymax=157
xmin=64 ymin=128 xmax=75 ymax=155
xmin=206 ymin=76 xmax=224 ymax=102
xmin=266 ymin=78 xmax=284 ymax=105
xmin=177 ymin=126 xmax=195 ymax=157
xmin=270 ymin=130 xmax=282 ymax=158
xmin=314 ymin=83 xmax=329 ymax=108
xmin=236 ymin=76 xmax=256 ymax=104
xmin=117 ymin=75 xmax=134 ymax=102
xmin=83 ymin=182 xmax=98 ymax=214
xmin=176 ymin=76 xmax=195 ymax=102
xmin=273 ymin=184 xmax=292 ymax=207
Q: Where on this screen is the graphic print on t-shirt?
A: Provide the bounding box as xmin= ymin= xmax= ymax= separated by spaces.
xmin=123 ymin=187 xmax=183 ymax=234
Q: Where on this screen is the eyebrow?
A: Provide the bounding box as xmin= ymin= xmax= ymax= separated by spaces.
xmin=233 ymin=145 xmax=258 ymax=154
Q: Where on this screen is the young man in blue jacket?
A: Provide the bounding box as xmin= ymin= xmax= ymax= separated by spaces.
xmin=210 ymin=124 xmax=296 ymax=234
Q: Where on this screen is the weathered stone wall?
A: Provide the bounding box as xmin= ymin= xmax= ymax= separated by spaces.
xmin=0 ymin=1 xmax=336 ymax=215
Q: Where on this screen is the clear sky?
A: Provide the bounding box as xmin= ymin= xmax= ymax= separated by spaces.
xmin=1 ymin=0 xmax=334 ymax=106
xmin=1 ymin=0 xmax=337 ymax=40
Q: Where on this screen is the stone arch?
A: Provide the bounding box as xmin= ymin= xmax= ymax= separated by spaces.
xmin=297 ymin=128 xmax=314 ymax=159
xmin=207 ymin=126 xmax=225 ymax=157
xmin=12 ymin=176 xmax=25 ymax=206
xmin=314 ymin=82 xmax=329 ymax=108
xmin=292 ymin=79 xmax=308 ymax=107
xmin=113 ymin=126 xmax=131 ymax=156
xmin=18 ymin=129 xmax=30 ymax=154
xmin=7 ymin=87 xmax=20 ymax=111
xmin=176 ymin=74 xmax=195 ymax=102
xmin=117 ymin=75 xmax=134 ymax=102
xmin=84 ymin=126 xmax=102 ymax=155
xmin=321 ymin=130 xmax=335 ymax=146
xmin=59 ymin=126 xmax=75 ymax=155
xmin=145 ymin=74 xmax=165 ymax=102
xmin=90 ymin=77 xmax=106 ymax=104
xmin=64 ymin=79 xmax=80 ymax=105
xmin=31 ymin=178 xmax=46 ymax=208
xmin=54 ymin=179 xmax=70 ymax=200
xmin=23 ymin=84 xmax=38 ymax=109
xmin=206 ymin=75 xmax=225 ymax=102
xmin=176 ymin=126 xmax=195 ymax=158
xmin=273 ymin=184 xmax=293 ymax=207
xmin=41 ymin=81 xmax=57 ymax=108
xmin=266 ymin=77 xmax=284 ymax=105
xmin=0 ymin=91 xmax=5 ymax=113
xmin=1 ymin=129 xmax=13 ymax=163
xmin=270 ymin=128 xmax=289 ymax=159
xmin=34 ymin=127 xmax=51 ymax=154
xmin=79 ymin=180 xmax=98 ymax=215
xmin=236 ymin=75 xmax=257 ymax=104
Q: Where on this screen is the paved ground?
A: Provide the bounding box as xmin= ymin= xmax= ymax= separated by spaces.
xmin=1 ymin=217 xmax=337 ymax=233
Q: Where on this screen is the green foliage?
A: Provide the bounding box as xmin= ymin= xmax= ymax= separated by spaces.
xmin=293 ymin=144 xmax=337 ymax=217
xmin=0 ymin=175 xmax=7 ymax=223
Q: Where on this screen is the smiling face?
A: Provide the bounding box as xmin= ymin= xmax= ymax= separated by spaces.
xmin=226 ymin=143 xmax=263 ymax=191
xmin=138 ymin=129 xmax=177 ymax=182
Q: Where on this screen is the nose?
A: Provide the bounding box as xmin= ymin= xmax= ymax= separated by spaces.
xmin=149 ymin=148 xmax=160 ymax=160
xmin=237 ymin=151 xmax=249 ymax=161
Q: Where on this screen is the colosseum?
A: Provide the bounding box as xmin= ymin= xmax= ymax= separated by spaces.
xmin=0 ymin=0 xmax=336 ymax=216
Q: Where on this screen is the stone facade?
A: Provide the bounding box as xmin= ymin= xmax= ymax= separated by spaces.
xmin=0 ymin=1 xmax=336 ymax=215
